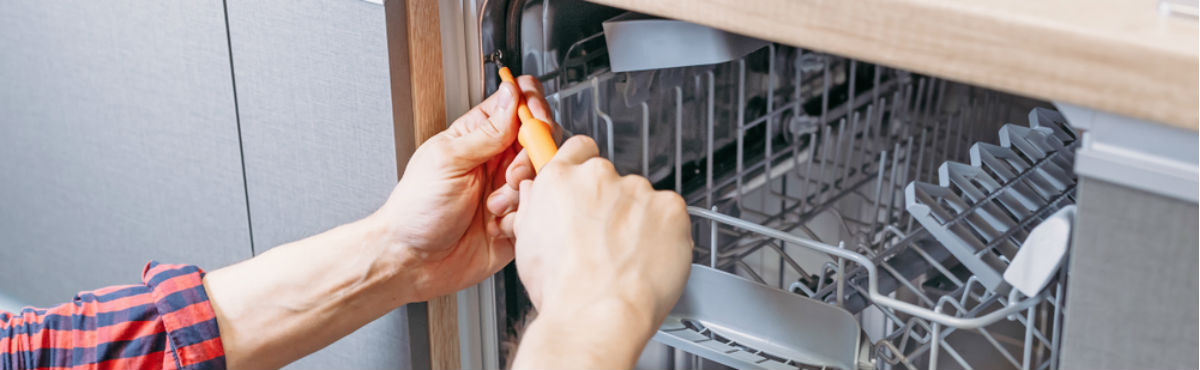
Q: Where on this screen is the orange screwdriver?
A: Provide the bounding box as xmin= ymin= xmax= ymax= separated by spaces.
xmin=491 ymin=53 xmax=558 ymax=172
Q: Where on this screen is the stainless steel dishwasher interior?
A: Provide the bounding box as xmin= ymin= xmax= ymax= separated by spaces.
xmin=481 ymin=1 xmax=1075 ymax=369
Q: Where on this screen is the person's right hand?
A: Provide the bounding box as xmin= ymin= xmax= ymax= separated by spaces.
xmin=509 ymin=136 xmax=693 ymax=369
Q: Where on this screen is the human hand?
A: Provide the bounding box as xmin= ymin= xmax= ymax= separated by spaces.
xmin=371 ymin=78 xmax=541 ymax=302
xmin=510 ymin=136 xmax=693 ymax=368
xmin=202 ymin=76 xmax=553 ymax=369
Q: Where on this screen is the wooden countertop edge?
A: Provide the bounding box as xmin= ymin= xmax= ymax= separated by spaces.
xmin=588 ymin=0 xmax=1200 ymax=131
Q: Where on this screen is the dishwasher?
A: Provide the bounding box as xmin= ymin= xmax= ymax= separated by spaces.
xmin=420 ymin=1 xmax=1197 ymax=369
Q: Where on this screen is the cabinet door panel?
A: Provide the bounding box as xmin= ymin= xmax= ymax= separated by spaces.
xmin=225 ymin=0 xmax=415 ymax=368
xmin=0 ymin=1 xmax=251 ymax=306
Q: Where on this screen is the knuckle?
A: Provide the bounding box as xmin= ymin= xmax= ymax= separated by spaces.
xmin=566 ymin=135 xmax=598 ymax=152
xmin=583 ymin=157 xmax=615 ymax=174
xmin=657 ymin=190 xmax=687 ymax=210
xmin=562 ymin=135 xmax=587 ymax=148
xmin=621 ymin=175 xmax=652 ymax=190
xmin=539 ymin=161 xmax=568 ymax=179
xmin=658 ymin=192 xmax=691 ymax=222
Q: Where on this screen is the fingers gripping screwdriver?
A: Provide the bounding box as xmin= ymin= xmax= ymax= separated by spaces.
xmin=490 ymin=52 xmax=558 ymax=172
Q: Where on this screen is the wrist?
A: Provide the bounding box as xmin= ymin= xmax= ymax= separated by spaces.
xmin=541 ymin=295 xmax=656 ymax=331
xmin=361 ymin=210 xmax=464 ymax=303
xmin=353 ymin=213 xmax=423 ymax=305
xmin=520 ymin=297 xmax=658 ymax=368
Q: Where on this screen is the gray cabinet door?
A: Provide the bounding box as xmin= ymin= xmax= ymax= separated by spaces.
xmin=0 ymin=1 xmax=252 ymax=306
xmin=224 ymin=0 xmax=416 ymax=368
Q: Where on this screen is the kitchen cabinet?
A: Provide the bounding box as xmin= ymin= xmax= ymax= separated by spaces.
xmin=0 ymin=1 xmax=252 ymax=306
xmin=224 ymin=0 xmax=421 ymax=368
xmin=225 ymin=0 xmax=400 ymax=258
xmin=0 ymin=1 xmax=430 ymax=368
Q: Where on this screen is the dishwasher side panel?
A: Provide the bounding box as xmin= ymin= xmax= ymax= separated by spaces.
xmin=1060 ymin=178 xmax=1199 ymax=369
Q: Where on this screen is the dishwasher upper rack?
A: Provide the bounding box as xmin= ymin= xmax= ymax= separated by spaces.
xmin=543 ymin=42 xmax=920 ymax=197
xmin=539 ymin=40 xmax=1024 ymax=281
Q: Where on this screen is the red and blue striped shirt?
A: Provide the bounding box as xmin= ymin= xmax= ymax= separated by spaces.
xmin=0 ymin=262 xmax=226 ymax=370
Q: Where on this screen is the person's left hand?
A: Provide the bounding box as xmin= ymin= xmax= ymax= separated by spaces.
xmin=371 ymin=79 xmax=540 ymax=302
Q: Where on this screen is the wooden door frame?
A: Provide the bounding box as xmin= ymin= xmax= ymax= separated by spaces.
xmin=384 ymin=0 xmax=460 ymax=369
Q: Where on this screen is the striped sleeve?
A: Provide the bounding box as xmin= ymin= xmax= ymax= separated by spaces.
xmin=0 ymin=262 xmax=226 ymax=370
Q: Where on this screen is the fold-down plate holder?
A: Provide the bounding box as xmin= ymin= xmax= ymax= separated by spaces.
xmin=655 ymin=265 xmax=861 ymax=370
xmin=602 ymin=13 xmax=769 ymax=72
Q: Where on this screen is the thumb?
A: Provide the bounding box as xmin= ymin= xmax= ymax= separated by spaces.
xmin=442 ymin=82 xmax=520 ymax=166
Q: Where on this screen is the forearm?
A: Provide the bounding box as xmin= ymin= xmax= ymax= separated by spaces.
xmin=203 ymin=214 xmax=416 ymax=369
xmin=512 ymin=299 xmax=657 ymax=369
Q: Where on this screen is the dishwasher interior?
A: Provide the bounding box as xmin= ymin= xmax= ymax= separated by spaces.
xmin=481 ymin=2 xmax=1078 ymax=369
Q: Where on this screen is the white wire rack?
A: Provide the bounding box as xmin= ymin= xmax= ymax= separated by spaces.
xmin=541 ymin=39 xmax=1073 ymax=370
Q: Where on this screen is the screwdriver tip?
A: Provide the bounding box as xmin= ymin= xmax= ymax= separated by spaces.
xmin=484 ymin=50 xmax=505 ymax=68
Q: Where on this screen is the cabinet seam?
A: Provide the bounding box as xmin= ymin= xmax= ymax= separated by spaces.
xmin=221 ymin=0 xmax=256 ymax=256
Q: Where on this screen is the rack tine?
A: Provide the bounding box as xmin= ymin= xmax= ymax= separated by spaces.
xmin=736 ymin=59 xmax=747 ymax=209
xmin=832 ymin=118 xmax=848 ymax=189
xmin=640 ymin=102 xmax=650 ymax=177
xmin=705 ymin=71 xmax=715 ymax=208
xmin=821 ymin=54 xmax=831 ymax=129
xmin=675 ymin=87 xmax=683 ymax=193
xmin=589 ymin=76 xmax=614 ymax=159
xmin=766 ymin=45 xmax=777 ymax=181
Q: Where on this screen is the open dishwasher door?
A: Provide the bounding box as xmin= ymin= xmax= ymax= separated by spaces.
xmin=464 ymin=1 xmax=1074 ymax=369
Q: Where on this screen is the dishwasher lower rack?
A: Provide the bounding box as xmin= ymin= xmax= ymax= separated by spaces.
xmin=669 ymin=110 xmax=1072 ymax=370
xmin=682 ymin=198 xmax=1068 ymax=370
xmin=672 ymin=107 xmax=1075 ymax=370
xmin=540 ymin=41 xmax=1073 ymax=370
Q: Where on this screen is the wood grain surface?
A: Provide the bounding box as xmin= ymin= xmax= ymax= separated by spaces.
xmin=388 ymin=0 xmax=460 ymax=369
xmin=406 ymin=0 xmax=450 ymax=147
xmin=589 ymin=0 xmax=1200 ymax=130
xmin=406 ymin=0 xmax=461 ymax=367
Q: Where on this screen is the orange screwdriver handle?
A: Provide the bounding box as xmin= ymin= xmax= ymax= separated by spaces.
xmin=518 ymin=114 xmax=556 ymax=171
xmin=499 ymin=67 xmax=558 ymax=172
